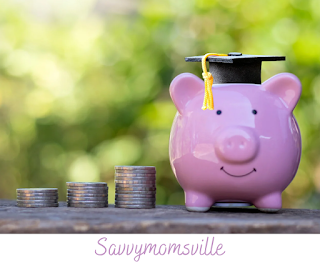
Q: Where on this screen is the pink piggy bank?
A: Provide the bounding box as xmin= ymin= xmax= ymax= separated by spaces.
xmin=169 ymin=72 xmax=302 ymax=212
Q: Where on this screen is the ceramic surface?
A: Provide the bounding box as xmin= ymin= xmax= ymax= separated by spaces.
xmin=169 ymin=73 xmax=302 ymax=212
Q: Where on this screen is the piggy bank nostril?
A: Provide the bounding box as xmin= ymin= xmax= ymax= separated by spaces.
xmin=240 ymin=141 xmax=246 ymax=149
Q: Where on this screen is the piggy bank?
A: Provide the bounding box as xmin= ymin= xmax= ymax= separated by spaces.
xmin=169 ymin=72 xmax=302 ymax=212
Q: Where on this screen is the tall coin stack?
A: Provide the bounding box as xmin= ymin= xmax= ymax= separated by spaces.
xmin=16 ymin=188 xmax=59 ymax=208
xmin=66 ymin=182 xmax=108 ymax=208
xmin=114 ymin=166 xmax=156 ymax=209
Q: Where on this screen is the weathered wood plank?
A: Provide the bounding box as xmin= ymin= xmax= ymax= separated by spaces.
xmin=0 ymin=200 xmax=319 ymax=233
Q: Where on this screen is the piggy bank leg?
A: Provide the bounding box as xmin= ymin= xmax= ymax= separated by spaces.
xmin=253 ymin=192 xmax=282 ymax=213
xmin=185 ymin=190 xmax=214 ymax=212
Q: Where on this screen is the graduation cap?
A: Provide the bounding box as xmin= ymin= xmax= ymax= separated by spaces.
xmin=185 ymin=52 xmax=285 ymax=84
xmin=184 ymin=52 xmax=285 ymax=110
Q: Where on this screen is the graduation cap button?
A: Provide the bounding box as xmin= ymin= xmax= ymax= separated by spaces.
xmin=228 ymin=52 xmax=242 ymax=56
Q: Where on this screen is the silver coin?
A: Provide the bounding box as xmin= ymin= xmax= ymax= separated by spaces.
xmin=17 ymin=203 xmax=59 ymax=208
xmin=114 ymin=176 xmax=156 ymax=181
xmin=67 ymin=193 xmax=108 ymax=198
xmin=115 ymin=193 xmax=155 ymax=198
xmin=115 ymin=183 xmax=155 ymax=187
xmin=67 ymin=186 xmax=108 ymax=190
xmin=17 ymin=196 xmax=58 ymax=201
xmin=115 ymin=170 xmax=156 ymax=174
xmin=115 ymin=194 xmax=155 ymax=199
xmin=115 ymin=186 xmax=156 ymax=191
xmin=17 ymin=200 xmax=58 ymax=204
xmin=115 ymin=190 xmax=156 ymax=195
xmin=115 ymin=204 xmax=155 ymax=209
xmin=17 ymin=198 xmax=58 ymax=202
xmin=115 ymin=180 xmax=155 ymax=185
xmin=17 ymin=199 xmax=58 ymax=204
xmin=67 ymin=189 xmax=108 ymax=194
xmin=67 ymin=203 xmax=107 ymax=208
xmin=17 ymin=192 xmax=58 ymax=197
xmin=67 ymin=202 xmax=108 ymax=207
xmin=115 ymin=200 xmax=155 ymax=205
xmin=67 ymin=200 xmax=107 ymax=204
xmin=67 ymin=196 xmax=107 ymax=201
xmin=115 ymin=199 xmax=155 ymax=203
xmin=115 ymin=197 xmax=156 ymax=202
xmin=66 ymin=182 xmax=108 ymax=187
xmin=17 ymin=188 xmax=58 ymax=193
xmin=115 ymin=173 xmax=156 ymax=178
xmin=115 ymin=166 xmax=155 ymax=170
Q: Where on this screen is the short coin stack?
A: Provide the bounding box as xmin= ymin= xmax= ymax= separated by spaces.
xmin=16 ymin=188 xmax=59 ymax=208
xmin=114 ymin=166 xmax=156 ymax=209
xmin=66 ymin=182 xmax=108 ymax=208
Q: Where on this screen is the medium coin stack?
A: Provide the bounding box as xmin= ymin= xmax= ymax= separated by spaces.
xmin=66 ymin=182 xmax=108 ymax=208
xmin=114 ymin=166 xmax=156 ymax=209
xmin=16 ymin=188 xmax=59 ymax=208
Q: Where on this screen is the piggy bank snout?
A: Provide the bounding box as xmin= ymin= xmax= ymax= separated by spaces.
xmin=215 ymin=127 xmax=259 ymax=163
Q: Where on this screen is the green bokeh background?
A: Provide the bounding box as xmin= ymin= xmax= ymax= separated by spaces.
xmin=0 ymin=0 xmax=319 ymax=208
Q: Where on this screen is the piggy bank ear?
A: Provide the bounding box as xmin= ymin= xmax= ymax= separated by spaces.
xmin=169 ymin=73 xmax=204 ymax=114
xmin=262 ymin=73 xmax=302 ymax=112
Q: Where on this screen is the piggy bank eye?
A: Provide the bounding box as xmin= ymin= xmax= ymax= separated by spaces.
xmin=216 ymin=110 xmax=222 ymax=115
xmin=252 ymin=109 xmax=257 ymax=115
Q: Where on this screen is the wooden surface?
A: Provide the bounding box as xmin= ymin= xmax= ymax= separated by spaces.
xmin=0 ymin=200 xmax=319 ymax=233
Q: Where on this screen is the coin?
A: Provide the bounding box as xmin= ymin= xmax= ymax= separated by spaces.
xmin=115 ymin=200 xmax=155 ymax=205
xmin=17 ymin=196 xmax=58 ymax=201
xmin=67 ymin=189 xmax=108 ymax=194
xmin=66 ymin=182 xmax=108 ymax=187
xmin=67 ymin=200 xmax=107 ymax=204
xmin=17 ymin=192 xmax=58 ymax=197
xmin=115 ymin=170 xmax=156 ymax=174
xmin=67 ymin=203 xmax=107 ymax=208
xmin=115 ymin=204 xmax=155 ymax=209
xmin=115 ymin=173 xmax=156 ymax=178
xmin=115 ymin=186 xmax=156 ymax=191
xmin=67 ymin=193 xmax=108 ymax=197
xmin=114 ymin=177 xmax=156 ymax=182
xmin=115 ymin=197 xmax=156 ymax=202
xmin=67 ymin=196 xmax=108 ymax=201
xmin=17 ymin=188 xmax=58 ymax=193
xmin=17 ymin=203 xmax=59 ymax=208
xmin=115 ymin=198 xmax=155 ymax=203
xmin=115 ymin=193 xmax=155 ymax=198
xmin=17 ymin=200 xmax=58 ymax=204
xmin=114 ymin=180 xmax=155 ymax=185
xmin=115 ymin=166 xmax=155 ymax=171
xmin=115 ymin=183 xmax=155 ymax=187
xmin=115 ymin=190 xmax=156 ymax=195
xmin=67 ymin=186 xmax=108 ymax=190
xmin=115 ymin=194 xmax=155 ymax=198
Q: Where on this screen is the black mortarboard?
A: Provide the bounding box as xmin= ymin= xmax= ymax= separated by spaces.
xmin=185 ymin=52 xmax=285 ymax=84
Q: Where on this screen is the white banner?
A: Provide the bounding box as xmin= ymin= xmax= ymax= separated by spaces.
xmin=0 ymin=234 xmax=316 ymax=267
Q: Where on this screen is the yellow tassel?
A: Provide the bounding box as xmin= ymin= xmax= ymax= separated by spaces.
xmin=201 ymin=53 xmax=228 ymax=110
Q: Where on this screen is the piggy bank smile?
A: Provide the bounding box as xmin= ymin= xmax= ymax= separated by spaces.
xmin=220 ymin=166 xmax=257 ymax=177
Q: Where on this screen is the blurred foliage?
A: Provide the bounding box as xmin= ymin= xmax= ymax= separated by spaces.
xmin=0 ymin=0 xmax=319 ymax=208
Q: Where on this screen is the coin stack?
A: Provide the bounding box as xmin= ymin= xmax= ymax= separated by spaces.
xmin=66 ymin=182 xmax=108 ymax=208
xmin=114 ymin=166 xmax=156 ymax=209
xmin=16 ymin=188 xmax=59 ymax=208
